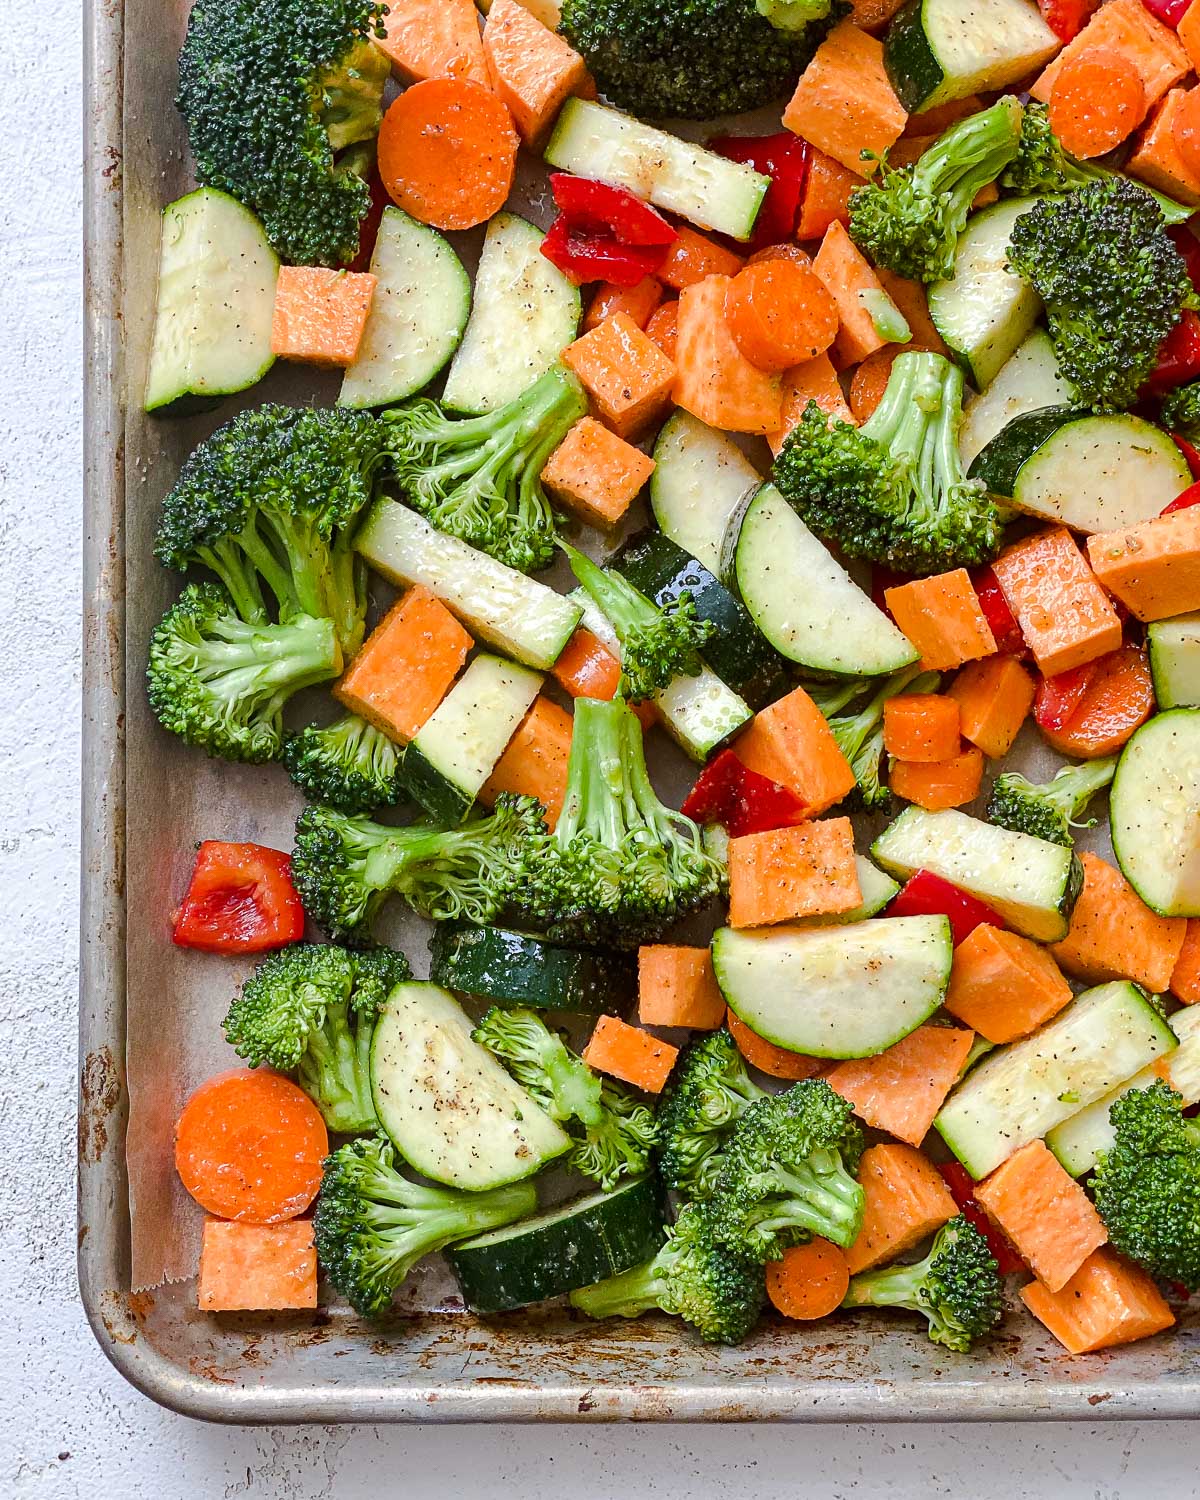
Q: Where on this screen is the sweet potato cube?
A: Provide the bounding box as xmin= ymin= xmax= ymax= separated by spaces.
xmin=583 ymin=277 xmax=663 ymax=333
xmin=1127 ymin=89 xmax=1200 ymax=207
xmin=766 ymin=353 xmax=854 ymax=455
xmin=483 ymin=0 xmax=588 ymax=144
xmin=582 ymin=1015 xmax=678 ymax=1094
xmin=1032 ymin=0 xmax=1188 ymax=113
xmin=1172 ymin=920 xmax=1200 ymax=1004
xmin=657 ymin=226 xmax=744 ymax=291
xmin=563 ymin=313 xmax=676 ymax=439
xmin=638 ymin=945 xmax=726 ymax=1029
xmin=734 ymin=685 xmax=857 ymax=815
xmin=976 ymin=1141 xmax=1107 ymax=1293
xmin=783 ymin=21 xmax=907 ymax=177
xmin=1020 ymin=1247 xmax=1175 ymax=1353
xmin=884 ymin=570 xmax=996 ymax=671
xmin=948 ymin=655 xmax=1036 ymax=759
xmin=270 ymin=267 xmax=377 ymax=368
xmin=644 ymin=301 xmax=678 ymax=362
xmin=1181 ymin=3 xmax=1200 ymax=73
xmin=890 ymin=747 xmax=984 ymax=811
xmin=844 ymin=1143 xmax=958 ymax=1275
xmin=1050 ymin=852 xmax=1188 ymax=993
xmin=944 ymin=923 xmax=1073 ymax=1045
xmin=882 ymin=694 xmax=961 ymax=763
xmin=813 ymin=221 xmax=897 ymax=366
xmin=674 ymin=276 xmax=783 ymax=435
xmin=825 ymin=1024 xmax=975 ymax=1148
xmin=727 ymin=817 xmax=861 ymax=928
xmin=198 ymin=1218 xmax=317 ymax=1312
xmin=795 ymin=147 xmax=858 ymax=240
xmin=990 ymin=527 xmax=1122 ymax=677
xmin=540 ymin=417 xmax=655 ymax=529
xmin=479 ymin=695 xmax=572 ymax=829
xmin=1086 ymin=507 xmax=1200 ymax=622
xmin=373 ymin=0 xmax=491 ymax=84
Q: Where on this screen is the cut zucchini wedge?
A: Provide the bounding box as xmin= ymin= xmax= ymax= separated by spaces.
xmin=959 ymin=329 xmax=1075 ymax=470
xmin=884 ymin=0 xmax=1058 ymax=114
xmin=1149 ymin=613 xmax=1200 ymax=709
xmin=428 ymin=923 xmax=636 ymax=1015
xmin=650 ymin=413 xmax=761 ymax=576
xmin=1111 ymin=710 xmax=1200 ymax=917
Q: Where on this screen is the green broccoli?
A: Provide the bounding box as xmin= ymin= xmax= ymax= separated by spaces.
xmin=810 ymin=667 xmax=939 ymax=812
xmin=709 ymin=1080 xmax=865 ymax=1262
xmin=147 ymin=582 xmax=341 ymax=763
xmin=291 ymin=793 xmax=548 ymax=943
xmin=849 ymin=97 xmax=1023 ymax=284
xmin=283 ymin=713 xmax=406 ymax=815
xmin=472 ymin=1007 xmax=657 ymax=1190
xmin=315 ymin=1137 xmax=537 ymax=1317
xmin=223 ymin=943 xmax=410 ymax=1132
xmin=1159 ymin=379 xmax=1200 ymax=441
xmin=565 ymin=545 xmax=715 ymax=703
xmin=841 ymin=1215 xmax=1002 ymax=1352
xmin=382 ymin=368 xmax=589 ymax=575
xmin=986 ymin=755 xmax=1118 ymax=848
xmin=569 ymin=1200 xmax=766 ymax=1344
xmin=177 ymin=0 xmax=390 ymax=266
xmin=1091 ymin=1081 xmax=1200 ymax=1292
xmin=517 ymin=696 xmax=726 ymax=949
xmin=656 ymin=1029 xmax=768 ymax=1200
xmin=755 ymin=0 xmax=831 ymax=25
xmin=1007 ymin=177 xmax=1195 ymax=413
xmin=772 ymin=351 xmax=1001 ymax=574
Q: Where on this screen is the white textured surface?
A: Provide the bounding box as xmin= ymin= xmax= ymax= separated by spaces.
xmin=0 ymin=10 xmax=1195 ymax=1497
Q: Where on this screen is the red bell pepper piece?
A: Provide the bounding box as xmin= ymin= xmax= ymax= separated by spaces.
xmin=970 ymin=565 xmax=1028 ymax=657
xmin=681 ymin=749 xmax=809 ymax=837
xmin=1163 ymin=478 xmax=1200 ymax=513
xmin=172 ymin=841 xmax=305 ymax=955
xmin=1172 ymin=432 xmax=1200 ymax=479
xmin=1143 ymin=309 xmax=1200 ymax=396
xmin=540 ymin=217 xmax=670 ymax=287
xmin=549 ymin=174 xmax=677 ymax=246
xmin=870 ymin=564 xmax=910 ymax=619
xmin=1140 ymin=0 xmax=1193 ymax=26
xmin=1036 ymin=0 xmax=1093 ymax=42
xmin=1033 ymin=661 xmax=1101 ymax=734
xmin=938 ymin=1162 xmax=1028 ymax=1275
xmin=707 ymin=132 xmax=810 ymax=250
xmin=888 ymin=870 xmax=1006 ymax=946
xmin=1170 ymin=225 xmax=1200 ymax=292
xmin=348 ymin=168 xmax=390 ymax=275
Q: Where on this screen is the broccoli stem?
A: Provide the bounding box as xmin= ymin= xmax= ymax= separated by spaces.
xmin=570 ymin=1258 xmax=665 ymax=1321
xmin=297 ymin=1002 xmax=375 ymax=1133
xmin=842 ymin=1257 xmax=926 ymax=1311
xmin=195 ymin=611 xmax=342 ymax=710
xmin=754 ymin=1156 xmax=866 ymax=1250
xmin=1041 ymin=755 xmax=1119 ymax=822
xmin=566 ymin=545 xmax=660 ymax=643
xmin=912 ymin=98 xmax=1023 ymax=206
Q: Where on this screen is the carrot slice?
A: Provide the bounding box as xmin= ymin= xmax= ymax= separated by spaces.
xmin=723 ymin=260 xmax=839 ymax=373
xmin=377 ymin=78 xmax=518 ymax=231
xmin=727 ymin=1008 xmax=824 ymax=1081
xmin=174 ymin=1069 xmax=328 ymax=1224
xmin=766 ymin=1238 xmax=850 ymax=1320
xmin=1048 ymin=48 xmax=1148 ymax=159
xmin=644 ymin=300 xmax=678 ymax=361
xmin=849 ymin=347 xmax=903 ymax=423
xmin=746 ymin=243 xmax=814 ymax=268
xmin=1038 ymin=645 xmax=1155 ymax=758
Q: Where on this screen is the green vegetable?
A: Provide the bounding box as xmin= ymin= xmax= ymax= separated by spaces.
xmin=282 ymin=713 xmax=406 ymax=814
xmin=1159 ymin=379 xmax=1200 ymax=442
xmin=755 ymin=0 xmax=831 ymax=26
xmin=809 ymin=667 xmax=938 ymax=813
xmin=656 ymin=1029 xmax=768 ymax=1201
xmin=986 ymin=756 xmax=1118 ymax=848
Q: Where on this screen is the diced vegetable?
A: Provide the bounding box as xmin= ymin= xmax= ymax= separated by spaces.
xmin=1050 ymin=850 xmax=1188 ymax=991
xmin=845 ymin=1143 xmax=958 ymax=1275
xmin=541 ymin=418 xmax=655 ymax=530
xmin=727 ymin=817 xmax=862 ymax=928
xmin=673 ymin=276 xmax=783 ymax=435
xmin=888 ymin=867 xmax=1005 ymax=945
xmin=890 ymin=745 xmax=985 ymax=810
xmin=373 ymin=0 xmax=491 ymax=84
xmin=885 ymin=0 xmax=1060 ymax=114
xmin=270 ymin=266 xmax=376 ymax=368
xmin=582 ymin=1015 xmax=679 ymax=1094
xmin=1031 ymin=0 xmax=1188 ymax=111
xmin=563 ymin=312 xmax=676 ymax=439
xmin=947 ymin=656 xmax=1035 ymax=758
xmin=1127 ymin=87 xmax=1200 ymax=205
xmin=429 ymin=923 xmax=636 ymax=1015
xmin=990 ymin=527 xmax=1122 ymax=678
xmin=882 ymin=693 xmax=961 ymax=762
xmin=725 ymin=259 xmax=840 ymax=373
xmin=884 ymin=570 xmax=997 ymax=671
xmin=584 ymin=278 xmax=664 ymax=333
xmin=1149 ymin=611 xmax=1200 ymax=708
xmin=1110 ymin=709 xmax=1200 ymax=915
xmin=1047 ymin=46 xmax=1148 ymax=159
xmin=975 ymin=1141 xmax=1107 ymax=1293
xmin=658 ymin=226 xmax=744 ymax=291
xmin=482 ymin=0 xmax=588 ymax=144
xmin=766 ymin=1238 xmax=851 ymax=1320
xmin=1035 ymin=646 xmax=1155 ymax=759
xmin=198 ymin=1218 xmax=317 ymax=1312
xmin=1174 ymin=920 xmax=1200 ymax=1001
xmin=826 ymin=1023 xmax=975 ymax=1147
xmin=638 ymin=945 xmax=726 ymax=1029
xmin=783 ymin=21 xmax=908 ymax=177
xmin=479 ymin=696 xmax=573 ymax=829
xmin=1019 ymin=1247 xmax=1175 ymax=1353
xmin=681 ymin=750 xmax=809 ymax=839
xmin=733 ymin=683 xmax=858 ymax=815
xmin=172 ymin=840 xmax=304 ymax=954
xmin=1086 ymin=507 xmax=1200 ymax=622
xmin=944 ymin=922 xmax=1073 ymax=1044
xmin=813 ymin=221 xmax=904 ymax=366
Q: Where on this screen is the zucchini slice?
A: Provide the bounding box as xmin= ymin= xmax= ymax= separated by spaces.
xmin=650 ymin=412 xmax=762 ymax=576
xmin=371 ymin=981 xmax=572 ymax=1190
xmin=428 ymin=924 xmax=636 ymax=1014
xmin=967 ymin=405 xmax=1084 ymax=498
xmin=712 ymin=916 xmax=953 ymax=1059
xmin=958 ymin=329 xmax=1075 ymax=470
xmin=1111 ymin=710 xmax=1200 ymax=917
xmin=447 ymin=1176 xmax=667 ymax=1313
xmin=935 ymin=981 xmax=1178 ymax=1180
xmin=884 ymin=0 xmax=1058 ymax=114
xmin=1149 ymin=612 xmax=1200 ymax=709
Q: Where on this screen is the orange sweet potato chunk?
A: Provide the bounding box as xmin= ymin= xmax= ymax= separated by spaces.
xmin=479 ymin=696 xmax=572 ymax=829
xmin=1032 ymin=0 xmax=1188 ymax=112
xmin=582 ymin=1015 xmax=678 ymax=1094
xmin=783 ymin=21 xmax=907 ymax=177
xmin=734 ymin=685 xmax=857 ymax=814
xmin=1086 ymin=507 xmax=1200 ymax=622
xmin=844 ymin=1143 xmax=958 ymax=1275
xmin=198 ymin=1218 xmax=317 ymax=1312
xmin=976 ymin=1141 xmax=1107 ymax=1294
xmin=726 ymin=817 xmax=861 ymax=928
xmin=638 ymin=945 xmax=726 ymax=1029
xmin=884 ymin=570 xmax=996 ymax=672
xmin=766 ymin=354 xmax=854 ymax=455
xmin=990 ymin=527 xmax=1122 ymax=677
xmin=373 ymin=0 xmax=491 ymax=85
xmin=944 ymin=924 xmax=1073 ymax=1045
xmin=825 ymin=1025 xmax=975 ymax=1148
xmin=1127 ymin=88 xmax=1200 ymax=207
xmin=541 ymin=417 xmax=655 ymax=529
xmin=271 ymin=268 xmax=377 ymax=368
xmin=1020 ymin=1247 xmax=1175 ymax=1353
xmin=1050 ymin=852 xmax=1188 ymax=993
xmin=563 ymin=312 xmax=676 ymax=439
xmin=948 ymin=655 xmax=1037 ymax=759
xmin=483 ymin=0 xmax=587 ymax=144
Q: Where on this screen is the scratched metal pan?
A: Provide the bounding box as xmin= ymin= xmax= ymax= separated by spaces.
xmin=79 ymin=0 xmax=1200 ymax=1423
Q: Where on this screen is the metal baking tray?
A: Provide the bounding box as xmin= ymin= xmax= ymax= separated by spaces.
xmin=80 ymin=0 xmax=1200 ymax=1421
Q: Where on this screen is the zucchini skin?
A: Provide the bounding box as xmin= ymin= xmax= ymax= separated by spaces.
xmin=884 ymin=0 xmax=945 ymax=113
xmin=968 ymin=406 xmax=1086 ymax=497
xmin=401 ymin=744 xmax=474 ymax=825
xmin=429 ymin=923 xmax=636 ymax=1014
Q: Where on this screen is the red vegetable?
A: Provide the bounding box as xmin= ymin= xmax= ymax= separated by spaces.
xmin=1163 ymin=478 xmax=1200 ymax=513
xmin=348 ymin=167 xmax=390 ymax=274
xmin=888 ymin=870 xmax=1006 ymax=947
xmin=540 ymin=217 xmax=669 ymax=287
xmin=870 ymin=563 xmax=910 ymax=619
xmin=549 ymin=174 xmax=677 ymax=246
xmin=1172 ymin=432 xmax=1200 ymax=479
xmin=1143 ymin=309 xmax=1200 ymax=396
xmin=172 ymin=841 xmax=305 ymax=954
xmin=1140 ymin=0 xmax=1193 ymax=26
xmin=707 ymin=132 xmax=810 ymax=250
xmin=971 ymin=565 xmax=1028 ymax=657
xmin=681 ymin=748 xmax=809 ymax=837
xmin=1036 ymin=0 xmax=1094 ymax=42
xmin=1033 ymin=662 xmax=1100 ymax=734
xmin=938 ymin=1161 xmax=1028 ymax=1275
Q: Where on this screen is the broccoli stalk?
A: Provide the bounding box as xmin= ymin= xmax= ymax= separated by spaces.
xmin=755 ymin=0 xmax=832 ymax=28
xmin=291 ymin=793 xmax=548 ymax=943
xmin=811 ymin=667 xmax=939 ymax=812
xmin=382 ymin=367 xmax=588 ymax=574
xmin=772 ymin=351 xmax=1001 ymax=574
xmin=569 ymin=1201 xmax=766 ymax=1345
xmin=841 ymin=1215 xmax=1003 ymax=1352
xmin=315 ymin=1137 xmax=537 ymax=1317
xmin=986 ymin=755 xmax=1118 ymax=847
xmin=565 ymin=545 xmax=715 ymax=703
xmin=472 ymin=1007 xmax=657 ymax=1190
xmin=223 ymin=943 xmax=410 ymax=1132
xmin=849 ymin=97 xmax=1023 ymax=284
xmin=656 ymin=1029 xmax=768 ymax=1199
xmin=518 ymin=696 xmax=726 ymax=949
xmin=283 ymin=713 xmax=406 ymax=814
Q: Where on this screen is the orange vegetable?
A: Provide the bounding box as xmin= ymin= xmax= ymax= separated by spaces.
xmin=1048 ymin=47 xmax=1147 ymax=158
xmin=767 ymin=354 xmax=854 ymax=455
xmin=550 ymin=628 xmax=656 ymax=728
xmin=848 ymin=346 xmax=903 ymax=422
xmin=844 ymin=1143 xmax=958 ymax=1275
xmin=198 ymin=1218 xmax=318 ymax=1313
xmin=825 ymin=1024 xmax=975 ymax=1148
xmin=723 ymin=260 xmax=839 ymax=372
xmin=1126 ymin=88 xmax=1200 ymax=205
xmin=976 ymin=1141 xmax=1108 ymax=1294
xmin=1086 ymin=507 xmax=1200 ymax=621
xmin=1180 ymin=2 xmax=1200 ymax=73
xmin=990 ymin=527 xmax=1122 ymax=678
xmin=673 ymin=275 xmax=783 ymax=435
xmin=1170 ymin=86 xmax=1200 ymax=186
xmin=727 ymin=816 xmax=861 ymax=928
xmin=892 ymin=741 xmax=985 ymax=807
xmin=1171 ymin=920 xmax=1200 ymax=1003
xmin=270 ymin=268 xmax=377 ymax=368
xmin=563 ymin=311 xmax=677 ymax=439
xmin=747 ymin=243 xmax=813 ymax=268
xmin=1039 ymin=645 xmax=1155 ymax=759
xmin=540 ymin=416 xmax=656 ymax=529
xmin=335 ymin=585 xmax=472 ymax=743
xmin=795 ymin=148 xmax=859 ymax=241
xmin=948 ymin=655 xmax=1036 ymax=759
xmin=582 ymin=1015 xmax=679 ymax=1094
xmin=583 ymin=276 xmax=663 ymax=334
xmin=944 ymin=923 xmax=1073 ymax=1045
xmin=644 ymin=301 xmax=678 ymax=361
xmin=905 ymin=95 xmax=984 ymax=137
xmin=377 ymin=78 xmax=518 ymax=231
xmin=1020 ymin=1247 xmax=1175 ymax=1354
xmin=638 ymin=945 xmax=726 ymax=1029
xmin=727 ymin=1007 xmax=825 ymax=1081
xmin=766 ymin=1238 xmax=850 ymax=1320
xmin=174 ymin=1069 xmax=327 ymax=1224
xmin=658 ymin=225 xmax=744 ymax=291
xmin=847 ymin=0 xmax=906 ymax=27
xmin=372 ymin=0 xmax=491 ymax=85
xmin=1050 ymin=851 xmax=1188 ymax=993
xmin=812 ymin=221 xmax=899 ymax=366
xmin=782 ymin=21 xmax=907 ymax=178
xmin=483 ymin=0 xmax=588 ymax=144
xmin=882 ymin=693 xmax=960 ymax=763
xmin=1032 ymin=0 xmax=1188 ymax=114
xmin=884 ymin=569 xmax=997 ymax=671
xmin=479 ymin=695 xmax=572 ymax=829
xmin=734 ymin=683 xmax=857 ymax=815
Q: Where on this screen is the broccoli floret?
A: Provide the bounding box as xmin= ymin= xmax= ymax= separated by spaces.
xmin=850 ymin=98 xmax=1023 ymax=284
xmin=177 ymin=0 xmax=390 ymax=266
xmin=148 ymin=582 xmax=341 ymax=763
xmin=656 ymin=1029 xmax=768 ymax=1200
xmin=842 ymin=1215 xmax=1002 ymax=1352
xmin=292 ymin=793 xmax=548 ymax=943
xmin=812 ymin=667 xmax=939 ymax=813
xmin=1007 ymin=177 xmax=1194 ymax=414
xmin=1091 ymin=1081 xmax=1200 ymax=1291
xmin=224 ymin=943 xmax=410 ymax=1132
xmin=518 ymin=696 xmax=726 ymax=949
xmin=986 ymin=755 xmax=1117 ymax=847
xmin=558 ymin=0 xmax=836 ymax=120
xmin=709 ymin=1080 xmax=865 ymax=1262
xmin=565 ymin=545 xmax=715 ymax=703
xmin=569 ymin=1200 xmax=766 ymax=1345
xmin=283 ymin=713 xmax=406 ymax=815
xmin=382 ymin=368 xmax=589 ymax=575
xmin=472 ymin=1006 xmax=657 ymax=1190
xmin=1159 ymin=379 xmax=1200 ymax=441
xmin=772 ymin=351 xmax=1001 ymax=574
xmin=155 ymin=403 xmax=387 ymax=657
xmin=315 ymin=1137 xmax=537 ymax=1316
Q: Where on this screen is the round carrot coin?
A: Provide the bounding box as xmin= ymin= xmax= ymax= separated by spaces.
xmin=724 ymin=259 xmax=839 ymax=372
xmin=746 ymin=242 xmax=813 ymax=268
xmin=1039 ymin=645 xmax=1155 ymax=759
xmin=175 ymin=1068 xmax=328 ymax=1223
xmin=849 ymin=347 xmax=903 ymax=424
xmin=1048 ymin=49 xmax=1147 ymax=160
xmin=726 ymin=1008 xmax=824 ymax=1081
xmin=766 ymin=1238 xmax=851 ymax=1321
xmin=1173 ymin=87 xmax=1200 ymax=182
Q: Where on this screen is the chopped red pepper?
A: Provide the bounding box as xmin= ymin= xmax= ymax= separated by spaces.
xmin=1170 ymin=224 xmax=1200 ymax=292
xmin=970 ymin=565 xmax=1028 ymax=657
xmin=540 ymin=217 xmax=670 ymax=287
xmin=870 ymin=563 xmax=910 ymax=619
xmin=888 ymin=870 xmax=1006 ymax=946
xmin=707 ymin=132 xmax=810 ymax=250
xmin=1036 ymin=0 xmax=1094 ymax=42
xmin=1033 ymin=662 xmax=1101 ymax=734
xmin=549 ymin=174 xmax=677 ymax=246
xmin=1172 ymin=432 xmax=1200 ymax=479
xmin=1163 ymin=478 xmax=1200 ymax=513
xmin=1140 ymin=0 xmax=1193 ymax=26
xmin=681 ymin=749 xmax=809 ymax=837
xmin=172 ymin=841 xmax=305 ymax=955
xmin=348 ymin=168 xmax=390 ymax=275
xmin=1143 ymin=309 xmax=1200 ymax=396
xmin=938 ymin=1161 xmax=1028 ymax=1275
